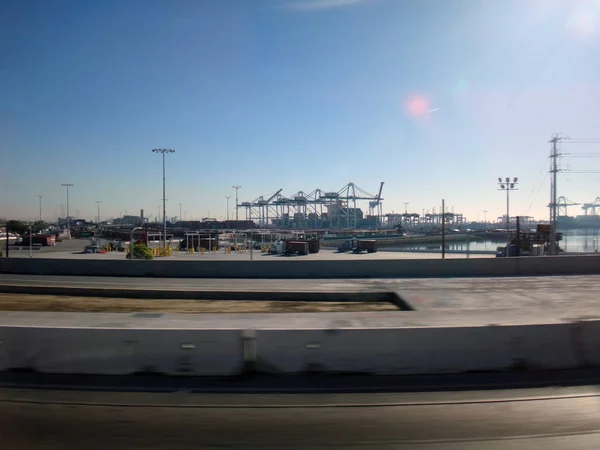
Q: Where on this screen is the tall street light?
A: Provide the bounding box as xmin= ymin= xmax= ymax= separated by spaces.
xmin=232 ymin=186 xmax=241 ymax=231
xmin=95 ymin=201 xmax=102 ymax=224
xmin=61 ymin=183 xmax=74 ymax=238
xmin=225 ymin=196 xmax=231 ymax=221
xmin=178 ymin=203 xmax=183 ymax=224
xmin=37 ymin=195 xmax=43 ymax=222
xmin=497 ymin=177 xmax=518 ymax=248
xmin=483 ymin=210 xmax=488 ymax=223
xmin=404 ymin=202 xmax=409 ymax=214
xmin=152 ymin=148 xmax=175 ymax=249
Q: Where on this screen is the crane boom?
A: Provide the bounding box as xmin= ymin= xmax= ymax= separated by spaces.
xmin=266 ymin=189 xmax=283 ymax=203
xmin=376 ymin=182 xmax=384 ymax=201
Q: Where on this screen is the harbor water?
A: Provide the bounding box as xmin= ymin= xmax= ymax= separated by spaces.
xmin=396 ymin=229 xmax=600 ymax=254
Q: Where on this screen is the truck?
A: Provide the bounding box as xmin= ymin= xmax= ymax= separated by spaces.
xmin=307 ymin=239 xmax=320 ymax=254
xmin=269 ymin=239 xmax=309 ymax=256
xmin=19 ymin=234 xmax=56 ymax=246
xmin=285 ymin=240 xmax=309 ymax=256
xmin=338 ymin=239 xmax=378 ymax=254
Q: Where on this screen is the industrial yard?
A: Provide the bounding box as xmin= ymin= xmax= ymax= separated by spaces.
xmin=6 ymin=238 xmax=493 ymax=260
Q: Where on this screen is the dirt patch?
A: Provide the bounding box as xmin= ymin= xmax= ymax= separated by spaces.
xmin=0 ymin=294 xmax=397 ymax=313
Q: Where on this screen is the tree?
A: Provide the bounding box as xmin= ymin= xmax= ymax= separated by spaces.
xmin=31 ymin=221 xmax=48 ymax=233
xmin=126 ymin=243 xmax=154 ymax=260
xmin=6 ymin=220 xmax=28 ymax=235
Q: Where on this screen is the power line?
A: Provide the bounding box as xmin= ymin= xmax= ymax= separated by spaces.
xmin=525 ymin=172 xmax=549 ymax=215
xmin=562 ymin=137 xmax=600 ymax=143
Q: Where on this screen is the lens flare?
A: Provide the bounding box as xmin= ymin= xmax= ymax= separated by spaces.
xmin=405 ymin=96 xmax=431 ymax=116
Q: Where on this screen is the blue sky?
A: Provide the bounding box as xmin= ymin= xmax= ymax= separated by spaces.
xmin=1 ymin=0 xmax=599 ymax=222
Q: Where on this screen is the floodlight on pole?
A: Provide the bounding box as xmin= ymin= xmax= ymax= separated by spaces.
xmin=37 ymin=195 xmax=43 ymax=221
xmin=225 ymin=196 xmax=231 ymax=221
xmin=95 ymin=201 xmax=102 ymax=224
xmin=232 ymin=186 xmax=241 ymax=231
xmin=61 ymin=184 xmax=74 ymax=238
xmin=152 ymin=148 xmax=175 ymax=249
xmin=497 ymin=176 xmax=518 ymax=250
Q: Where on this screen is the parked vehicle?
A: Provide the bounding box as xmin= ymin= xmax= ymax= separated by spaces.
xmin=338 ymin=239 xmax=378 ymax=253
xmin=284 ymin=240 xmax=309 ymax=256
xmin=269 ymin=239 xmax=309 ymax=256
xmin=19 ymin=234 xmax=56 ymax=246
xmin=269 ymin=240 xmax=285 ymax=254
xmin=355 ymin=239 xmax=377 ymax=253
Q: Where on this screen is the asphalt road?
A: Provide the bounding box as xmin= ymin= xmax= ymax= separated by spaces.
xmin=1 ymin=274 xmax=599 ymax=313
xmin=2 ymin=384 xmax=600 ymax=449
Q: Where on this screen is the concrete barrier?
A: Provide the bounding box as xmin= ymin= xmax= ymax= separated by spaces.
xmin=2 ymin=319 xmax=598 ymax=376
xmin=1 ymin=254 xmax=600 ymax=278
xmin=254 ymin=323 xmax=590 ymax=375
xmin=0 ymin=327 xmax=243 ymax=376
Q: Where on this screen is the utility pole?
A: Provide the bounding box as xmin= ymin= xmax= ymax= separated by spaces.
xmin=232 ymin=186 xmax=241 ymax=231
xmin=152 ymin=148 xmax=175 ymax=249
xmin=548 ymin=134 xmax=561 ymax=255
xmin=95 ymin=201 xmax=102 ymax=224
xmin=441 ymin=199 xmax=446 ymax=259
xmin=516 ymin=216 xmax=521 ymax=257
xmin=225 ymin=196 xmax=231 ymax=222
xmin=37 ymin=195 xmax=43 ymax=222
xmin=497 ymin=177 xmax=518 ymax=252
xmin=61 ymin=183 xmax=74 ymax=238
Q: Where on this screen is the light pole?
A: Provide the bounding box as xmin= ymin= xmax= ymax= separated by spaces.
xmin=497 ymin=177 xmax=518 ymax=249
xmin=483 ymin=210 xmax=488 ymax=224
xmin=178 ymin=203 xmax=183 ymax=224
xmin=61 ymin=183 xmax=74 ymax=238
xmin=37 ymin=195 xmax=43 ymax=222
xmin=404 ymin=202 xmax=409 ymax=214
xmin=232 ymin=186 xmax=241 ymax=231
xmin=152 ymin=148 xmax=175 ymax=249
xmin=225 ymin=196 xmax=231 ymax=222
xmin=95 ymin=201 xmax=102 ymax=224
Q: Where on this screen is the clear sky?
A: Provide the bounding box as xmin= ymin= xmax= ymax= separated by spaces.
xmin=2 ymin=0 xmax=599 ymax=223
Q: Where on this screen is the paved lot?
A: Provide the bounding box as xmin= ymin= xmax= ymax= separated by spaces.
xmin=1 ymin=274 xmax=599 ymax=323
xmin=0 ymin=294 xmax=397 ymax=313
xmin=7 ymin=238 xmax=491 ymax=260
